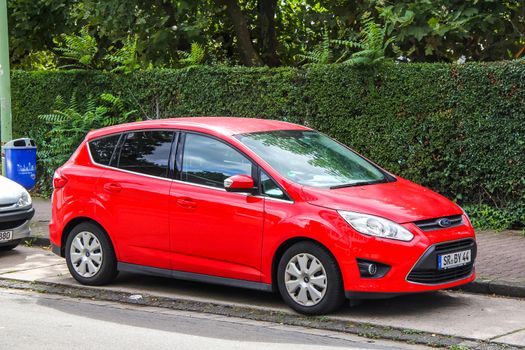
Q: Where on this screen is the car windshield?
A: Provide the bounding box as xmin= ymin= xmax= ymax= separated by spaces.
xmin=236 ymin=130 xmax=390 ymax=189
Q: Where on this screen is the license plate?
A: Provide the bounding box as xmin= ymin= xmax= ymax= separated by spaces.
xmin=438 ymin=249 xmax=471 ymax=270
xmin=0 ymin=230 xmax=13 ymax=243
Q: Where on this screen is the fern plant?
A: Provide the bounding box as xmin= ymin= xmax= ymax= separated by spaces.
xmin=333 ymin=18 xmax=395 ymax=66
xmin=178 ymin=42 xmax=206 ymax=67
xmin=56 ymin=27 xmax=98 ymax=69
xmin=298 ymin=28 xmax=332 ymax=64
xmin=105 ymin=35 xmax=142 ymax=73
xmin=37 ymin=93 xmax=137 ymax=194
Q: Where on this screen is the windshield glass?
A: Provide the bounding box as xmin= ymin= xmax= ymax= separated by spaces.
xmin=236 ymin=130 xmax=389 ymax=188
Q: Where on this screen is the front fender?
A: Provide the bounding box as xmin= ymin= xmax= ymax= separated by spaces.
xmin=261 ymin=200 xmax=356 ymax=289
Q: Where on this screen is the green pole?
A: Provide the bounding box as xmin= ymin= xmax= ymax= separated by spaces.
xmin=0 ymin=0 xmax=12 ymax=176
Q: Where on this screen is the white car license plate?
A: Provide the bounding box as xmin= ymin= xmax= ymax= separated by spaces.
xmin=438 ymin=249 xmax=471 ymax=270
xmin=0 ymin=230 xmax=13 ymax=242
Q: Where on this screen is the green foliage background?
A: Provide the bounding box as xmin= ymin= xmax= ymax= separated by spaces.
xmin=11 ymin=62 xmax=525 ymax=226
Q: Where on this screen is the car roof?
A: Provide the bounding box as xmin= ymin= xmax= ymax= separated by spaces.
xmin=86 ymin=117 xmax=311 ymax=140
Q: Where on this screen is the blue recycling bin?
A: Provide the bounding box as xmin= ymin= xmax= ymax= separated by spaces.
xmin=4 ymin=138 xmax=37 ymax=190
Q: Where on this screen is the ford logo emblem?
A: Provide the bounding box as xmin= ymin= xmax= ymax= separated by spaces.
xmin=437 ymin=218 xmax=452 ymax=228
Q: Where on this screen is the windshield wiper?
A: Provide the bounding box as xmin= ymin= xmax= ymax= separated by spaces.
xmin=329 ymin=179 xmax=385 ymax=190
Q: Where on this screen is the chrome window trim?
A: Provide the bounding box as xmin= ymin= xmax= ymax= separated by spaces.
xmin=88 ymin=138 xmax=247 ymax=196
xmin=87 ymin=149 xmax=174 ymax=183
xmin=87 ymin=128 xmax=295 ymax=201
xmin=172 ymin=179 xmax=245 ymax=196
xmin=254 ymin=195 xmax=294 ymax=204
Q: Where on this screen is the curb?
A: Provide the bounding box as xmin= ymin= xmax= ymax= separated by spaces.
xmin=456 ymin=280 xmax=525 ymax=299
xmin=0 ymin=277 xmax=521 ymax=350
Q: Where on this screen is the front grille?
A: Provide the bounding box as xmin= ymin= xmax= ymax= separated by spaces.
xmin=414 ymin=215 xmax=463 ymax=231
xmin=0 ymin=220 xmax=26 ymax=230
xmin=407 ymin=238 xmax=476 ymax=285
xmin=434 ymin=238 xmax=474 ymax=253
xmin=407 ymin=264 xmax=473 ymax=284
xmin=0 ymin=203 xmax=14 ymax=208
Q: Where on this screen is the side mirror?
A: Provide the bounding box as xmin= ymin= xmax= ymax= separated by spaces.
xmin=224 ymin=174 xmax=256 ymax=194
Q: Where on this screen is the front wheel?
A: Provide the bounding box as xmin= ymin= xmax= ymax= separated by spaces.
xmin=277 ymin=241 xmax=345 ymax=315
xmin=65 ymin=222 xmax=117 ymax=285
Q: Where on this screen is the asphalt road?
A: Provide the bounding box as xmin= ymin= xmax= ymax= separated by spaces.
xmin=0 ymin=289 xmax=432 ymax=350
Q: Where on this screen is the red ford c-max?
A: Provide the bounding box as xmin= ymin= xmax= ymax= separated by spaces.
xmin=50 ymin=117 xmax=476 ymax=314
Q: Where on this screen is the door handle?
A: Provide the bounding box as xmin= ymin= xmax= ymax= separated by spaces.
xmin=176 ymin=197 xmax=197 ymax=209
xmin=103 ymin=183 xmax=122 ymax=193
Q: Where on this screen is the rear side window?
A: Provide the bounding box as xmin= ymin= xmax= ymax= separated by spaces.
xmin=181 ymin=133 xmax=252 ymax=188
xmin=117 ymin=131 xmax=175 ymax=178
xmin=89 ymin=135 xmax=120 ymax=166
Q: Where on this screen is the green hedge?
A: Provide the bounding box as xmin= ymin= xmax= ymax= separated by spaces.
xmin=11 ymin=63 xmax=525 ymax=227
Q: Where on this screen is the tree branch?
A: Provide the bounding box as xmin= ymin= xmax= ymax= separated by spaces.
xmin=215 ymin=0 xmax=263 ymax=66
xmin=257 ymin=0 xmax=280 ymax=66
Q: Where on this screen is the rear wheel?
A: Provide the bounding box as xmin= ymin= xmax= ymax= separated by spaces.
xmin=277 ymin=241 xmax=345 ymax=315
xmin=65 ymin=222 xmax=117 ymax=285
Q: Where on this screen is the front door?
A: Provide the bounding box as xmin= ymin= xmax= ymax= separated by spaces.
xmin=169 ymin=132 xmax=264 ymax=282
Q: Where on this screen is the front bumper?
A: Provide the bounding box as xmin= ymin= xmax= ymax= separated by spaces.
xmin=340 ymin=219 xmax=476 ymax=296
xmin=0 ymin=207 xmax=34 ymax=245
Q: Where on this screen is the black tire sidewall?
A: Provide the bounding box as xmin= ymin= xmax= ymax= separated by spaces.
xmin=65 ymin=222 xmax=117 ymax=285
xmin=277 ymin=241 xmax=345 ymax=315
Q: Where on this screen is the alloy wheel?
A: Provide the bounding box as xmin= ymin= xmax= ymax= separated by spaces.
xmin=69 ymin=231 xmax=103 ymax=278
xmin=284 ymin=253 xmax=328 ymax=306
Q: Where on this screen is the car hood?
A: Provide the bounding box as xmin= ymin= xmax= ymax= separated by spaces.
xmin=302 ymin=178 xmax=462 ymax=224
xmin=0 ymin=175 xmax=26 ymax=205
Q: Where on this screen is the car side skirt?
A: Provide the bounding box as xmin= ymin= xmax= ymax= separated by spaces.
xmin=117 ymin=262 xmax=273 ymax=292
xmin=345 ymin=291 xmax=417 ymax=299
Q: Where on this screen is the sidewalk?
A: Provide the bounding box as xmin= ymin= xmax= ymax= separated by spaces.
xmin=28 ymin=197 xmax=52 ymax=244
xmin=28 ymin=197 xmax=525 ymax=297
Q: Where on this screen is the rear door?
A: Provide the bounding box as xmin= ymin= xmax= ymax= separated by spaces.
xmin=95 ymin=130 xmax=176 ymax=269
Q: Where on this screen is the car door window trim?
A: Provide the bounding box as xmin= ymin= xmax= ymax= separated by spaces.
xmin=87 ymin=128 xmax=293 ymax=201
xmin=179 ymin=131 xmax=256 ymax=189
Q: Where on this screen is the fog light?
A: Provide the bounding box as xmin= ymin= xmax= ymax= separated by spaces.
xmin=357 ymin=259 xmax=390 ymax=278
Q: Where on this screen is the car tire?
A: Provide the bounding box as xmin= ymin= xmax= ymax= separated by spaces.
xmin=277 ymin=241 xmax=345 ymax=315
xmin=65 ymin=222 xmax=117 ymax=285
xmin=0 ymin=239 xmax=21 ymax=251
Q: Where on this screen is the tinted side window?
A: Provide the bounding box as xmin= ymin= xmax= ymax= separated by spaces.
xmin=181 ymin=133 xmax=252 ymax=188
xmin=89 ymin=135 xmax=120 ymax=166
xmin=117 ymin=131 xmax=174 ymax=178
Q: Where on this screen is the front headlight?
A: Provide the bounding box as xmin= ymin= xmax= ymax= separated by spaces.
xmin=338 ymin=210 xmax=414 ymax=242
xmin=459 ymin=206 xmax=472 ymax=226
xmin=16 ymin=191 xmax=32 ymax=208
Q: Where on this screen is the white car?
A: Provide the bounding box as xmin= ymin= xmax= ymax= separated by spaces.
xmin=0 ymin=175 xmax=34 ymax=250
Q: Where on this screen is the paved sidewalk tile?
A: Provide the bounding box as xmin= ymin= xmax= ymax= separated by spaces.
xmin=32 ymin=196 xmax=52 ymax=223
xmin=475 ymin=230 xmax=525 ymax=283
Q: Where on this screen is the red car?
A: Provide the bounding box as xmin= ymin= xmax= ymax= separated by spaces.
xmin=50 ymin=117 xmax=476 ymax=314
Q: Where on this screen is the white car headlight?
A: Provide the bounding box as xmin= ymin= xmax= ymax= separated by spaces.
xmin=338 ymin=210 xmax=414 ymax=242
xmin=16 ymin=191 xmax=32 ymax=208
xmin=459 ymin=206 xmax=472 ymax=226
